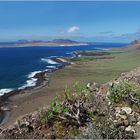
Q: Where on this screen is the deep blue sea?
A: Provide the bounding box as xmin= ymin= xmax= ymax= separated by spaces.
xmin=0 ymin=43 xmax=127 ymax=95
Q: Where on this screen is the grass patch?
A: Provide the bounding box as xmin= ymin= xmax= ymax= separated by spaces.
xmin=72 ymin=56 xmax=96 ymax=61
xmin=51 ymin=47 xmax=140 ymax=94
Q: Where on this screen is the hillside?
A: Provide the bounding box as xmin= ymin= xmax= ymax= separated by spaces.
xmin=0 ymin=41 xmax=140 ymax=139
xmin=129 ymin=39 xmax=140 ymax=49
xmin=0 ymin=66 xmax=140 ymax=139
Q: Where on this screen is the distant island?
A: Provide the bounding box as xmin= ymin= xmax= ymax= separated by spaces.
xmin=0 ymin=39 xmax=89 ymax=48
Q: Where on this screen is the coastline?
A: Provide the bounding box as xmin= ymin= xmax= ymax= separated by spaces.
xmin=0 ymin=49 xmax=116 ymax=127
xmin=0 ymin=43 xmax=89 ymax=49
xmin=0 ymin=46 xmax=134 ymax=128
xmin=0 ymin=48 xmax=121 ymax=127
xmin=0 ymin=56 xmax=72 ymax=127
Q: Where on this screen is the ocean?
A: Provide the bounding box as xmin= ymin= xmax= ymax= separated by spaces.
xmin=0 ymin=43 xmax=127 ymax=95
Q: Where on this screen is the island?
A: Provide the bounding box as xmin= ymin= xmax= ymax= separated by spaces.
xmin=0 ymin=39 xmax=89 ymax=48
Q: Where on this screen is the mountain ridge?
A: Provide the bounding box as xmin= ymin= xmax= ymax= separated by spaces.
xmin=0 ymin=39 xmax=89 ymax=48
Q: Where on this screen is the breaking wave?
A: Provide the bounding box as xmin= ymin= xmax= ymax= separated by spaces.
xmin=41 ymin=58 xmax=59 ymax=65
xmin=0 ymin=88 xmax=14 ymax=96
xmin=46 ymin=65 xmax=57 ymax=69
xmin=18 ymin=71 xmax=41 ymax=90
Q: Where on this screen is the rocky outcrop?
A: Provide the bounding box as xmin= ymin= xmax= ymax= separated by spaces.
xmin=130 ymin=40 xmax=140 ymax=45
xmin=118 ymin=67 xmax=140 ymax=87
xmin=129 ymin=39 xmax=140 ymax=50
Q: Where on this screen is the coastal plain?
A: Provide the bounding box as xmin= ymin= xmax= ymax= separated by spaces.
xmin=1 ymin=44 xmax=140 ymax=128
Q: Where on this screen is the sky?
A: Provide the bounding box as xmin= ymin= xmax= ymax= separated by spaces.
xmin=0 ymin=1 xmax=140 ymax=42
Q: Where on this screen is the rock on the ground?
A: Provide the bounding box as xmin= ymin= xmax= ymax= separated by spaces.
xmin=125 ymin=125 xmax=133 ymax=132
xmin=121 ymin=107 xmax=132 ymax=115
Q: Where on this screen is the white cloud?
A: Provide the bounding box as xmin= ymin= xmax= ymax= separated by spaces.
xmin=67 ymin=26 xmax=80 ymax=33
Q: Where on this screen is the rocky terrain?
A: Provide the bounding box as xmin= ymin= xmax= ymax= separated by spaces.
xmin=129 ymin=39 xmax=140 ymax=50
xmin=0 ymin=66 xmax=140 ymax=139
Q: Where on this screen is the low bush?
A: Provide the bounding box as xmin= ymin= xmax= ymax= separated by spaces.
xmin=109 ymin=80 xmax=140 ymax=106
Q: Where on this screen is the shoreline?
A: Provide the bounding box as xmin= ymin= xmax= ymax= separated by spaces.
xmin=0 ymin=49 xmax=115 ymax=126
xmin=0 ymin=43 xmax=89 ymax=49
xmin=0 ymin=48 xmax=125 ymax=128
xmin=0 ymin=56 xmax=72 ymax=127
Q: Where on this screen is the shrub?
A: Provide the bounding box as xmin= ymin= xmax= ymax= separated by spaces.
xmin=39 ymin=82 xmax=90 ymax=127
xmin=39 ymin=109 xmax=48 ymax=125
xmin=72 ymin=81 xmax=85 ymax=96
xmin=39 ymin=96 xmax=62 ymax=125
xmin=109 ymin=80 xmax=140 ymax=106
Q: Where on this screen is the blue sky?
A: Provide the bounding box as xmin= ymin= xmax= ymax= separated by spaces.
xmin=0 ymin=1 xmax=140 ymax=42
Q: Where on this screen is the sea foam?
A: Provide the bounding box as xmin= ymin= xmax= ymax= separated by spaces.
xmin=18 ymin=71 xmax=41 ymax=90
xmin=46 ymin=65 xmax=57 ymax=69
xmin=27 ymin=71 xmax=42 ymax=78
xmin=0 ymin=88 xmax=13 ymax=96
xmin=41 ymin=58 xmax=59 ymax=65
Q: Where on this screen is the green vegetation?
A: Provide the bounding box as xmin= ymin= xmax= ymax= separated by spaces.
xmin=72 ymin=81 xmax=87 ymax=96
xmin=109 ymin=80 xmax=140 ymax=106
xmin=40 ymin=109 xmax=48 ymax=125
xmin=38 ymin=82 xmax=92 ymax=138
xmin=38 ymin=80 xmax=139 ymax=139
xmin=39 ymin=95 xmax=62 ymax=125
xmin=72 ymin=56 xmax=96 ymax=61
xmin=39 ymin=82 xmax=89 ymax=126
xmin=52 ymin=48 xmax=140 ymax=86
xmin=72 ymin=51 xmax=121 ymax=61
xmin=39 ymin=47 xmax=140 ymax=138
